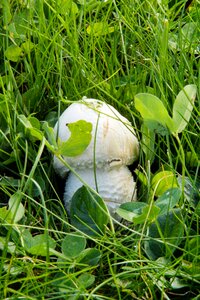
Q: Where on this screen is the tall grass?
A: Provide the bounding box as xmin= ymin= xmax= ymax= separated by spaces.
xmin=0 ymin=0 xmax=199 ymax=299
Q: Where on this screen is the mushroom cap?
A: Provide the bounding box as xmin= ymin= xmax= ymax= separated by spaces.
xmin=53 ymin=98 xmax=139 ymax=177
xmin=64 ymin=166 xmax=137 ymax=217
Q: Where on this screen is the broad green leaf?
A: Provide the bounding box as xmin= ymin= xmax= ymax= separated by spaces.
xmin=141 ymin=123 xmax=155 ymax=162
xmin=171 ymin=277 xmax=191 ymax=289
xmin=8 ymin=192 xmax=25 ymax=223
xmin=151 ymin=171 xmax=178 ymax=197
xmin=116 ymin=202 xmax=147 ymax=222
xmin=18 ymin=114 xmax=32 ymax=128
xmin=18 ymin=114 xmax=44 ymax=141
xmin=29 ymin=127 xmax=44 ymax=141
xmin=0 ymin=237 xmax=16 ymax=254
xmin=77 ymin=248 xmax=101 ymax=266
xmin=0 ymin=207 xmax=12 ymax=223
xmin=133 ymin=205 xmax=160 ymax=225
xmin=28 ymin=116 xmax=41 ymax=130
xmin=3 ymin=263 xmax=24 ymax=276
xmin=45 ymin=111 xmax=58 ymax=127
xmin=181 ymin=261 xmax=200 ymax=278
xmin=172 ymin=84 xmax=197 ymax=133
xmin=135 ymin=93 xmax=174 ymax=132
xmin=87 ymin=22 xmax=114 ymax=36
xmin=144 ymin=209 xmax=184 ymax=260
xmin=181 ymin=23 xmax=198 ymax=47
xmin=42 ymin=121 xmax=57 ymax=148
xmin=22 ymin=85 xmax=41 ymax=110
xmin=57 ymin=0 xmax=79 ymax=15
xmin=58 ymin=120 xmax=92 ymax=157
xmin=77 ymin=273 xmax=95 ymax=288
xmin=61 ymin=233 xmax=86 ymax=258
xmin=21 ymin=41 xmax=35 ymax=54
xmin=23 ymin=231 xmax=56 ymax=256
xmin=8 ymin=10 xmax=29 ymax=39
xmin=155 ymin=188 xmax=181 ymax=215
xmin=0 ymin=193 xmax=25 ymax=224
xmin=70 ymin=186 xmax=109 ymax=236
xmin=144 ymin=120 xmax=170 ymax=136
xmin=5 ymin=45 xmax=22 ymax=62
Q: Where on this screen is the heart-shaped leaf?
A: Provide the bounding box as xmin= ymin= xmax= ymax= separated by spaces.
xmin=5 ymin=45 xmax=22 ymax=62
xmin=77 ymin=248 xmax=101 ymax=266
xmin=135 ymin=93 xmax=174 ymax=133
xmin=154 ymin=188 xmax=181 ymax=215
xmin=58 ymin=120 xmax=92 ymax=157
xmin=151 ymin=171 xmax=178 ymax=197
xmin=61 ymin=233 xmax=86 ymax=258
xmin=144 ymin=209 xmax=184 ymax=260
xmin=23 ymin=230 xmax=56 ymax=256
xmin=116 ymin=202 xmax=148 ymax=222
xmin=8 ymin=192 xmax=25 ymax=223
xmin=70 ymin=186 xmax=109 ymax=236
xmin=77 ymin=273 xmax=95 ymax=288
xmin=87 ymin=22 xmax=114 ymax=36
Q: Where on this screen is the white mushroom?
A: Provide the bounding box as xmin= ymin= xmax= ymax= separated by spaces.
xmin=53 ymin=98 xmax=139 ymax=178
xmin=53 ymin=98 xmax=139 ymax=217
xmin=64 ymin=166 xmax=137 ymax=217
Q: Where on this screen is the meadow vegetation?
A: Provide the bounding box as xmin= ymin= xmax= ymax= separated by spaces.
xmin=0 ymin=0 xmax=200 ymax=299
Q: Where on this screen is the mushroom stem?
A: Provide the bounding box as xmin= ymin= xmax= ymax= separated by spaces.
xmin=64 ymin=166 xmax=137 ymax=218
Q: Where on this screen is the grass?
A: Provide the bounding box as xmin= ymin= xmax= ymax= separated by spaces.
xmin=0 ymin=0 xmax=200 ymax=299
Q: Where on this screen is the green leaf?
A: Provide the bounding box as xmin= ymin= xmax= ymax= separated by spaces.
xmin=144 ymin=120 xmax=170 ymax=136
xmin=8 ymin=192 xmax=25 ymax=223
xmin=0 ymin=207 xmax=12 ymax=223
xmin=0 ymin=193 xmax=25 ymax=224
xmin=0 ymin=176 xmax=20 ymax=188
xmin=141 ymin=123 xmax=155 ymax=162
xmin=44 ymin=111 xmax=58 ymax=128
xmin=144 ymin=209 xmax=184 ymax=260
xmin=133 ymin=205 xmax=160 ymax=225
xmin=61 ymin=233 xmax=86 ymax=258
xmin=70 ymin=186 xmax=109 ymax=236
xmin=42 ymin=121 xmax=57 ymax=148
xmin=0 ymin=237 xmax=16 ymax=254
xmin=181 ymin=22 xmax=199 ymax=48
xmin=23 ymin=231 xmax=56 ymax=256
xmin=22 ymin=85 xmax=41 ymax=110
xmin=77 ymin=248 xmax=101 ymax=266
xmin=135 ymin=93 xmax=174 ymax=132
xmin=21 ymin=40 xmax=35 ymax=54
xmin=77 ymin=273 xmax=95 ymax=289
xmin=18 ymin=114 xmax=44 ymax=141
xmin=87 ymin=22 xmax=114 ymax=36
xmin=172 ymin=84 xmax=197 ymax=133
xmin=116 ymin=202 xmax=148 ymax=222
xmin=155 ymin=188 xmax=181 ymax=215
xmin=58 ymin=120 xmax=92 ymax=157
xmin=151 ymin=171 xmax=178 ymax=197
xmin=5 ymin=45 xmax=22 ymax=62
xmin=9 ymin=10 xmax=30 ymax=39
